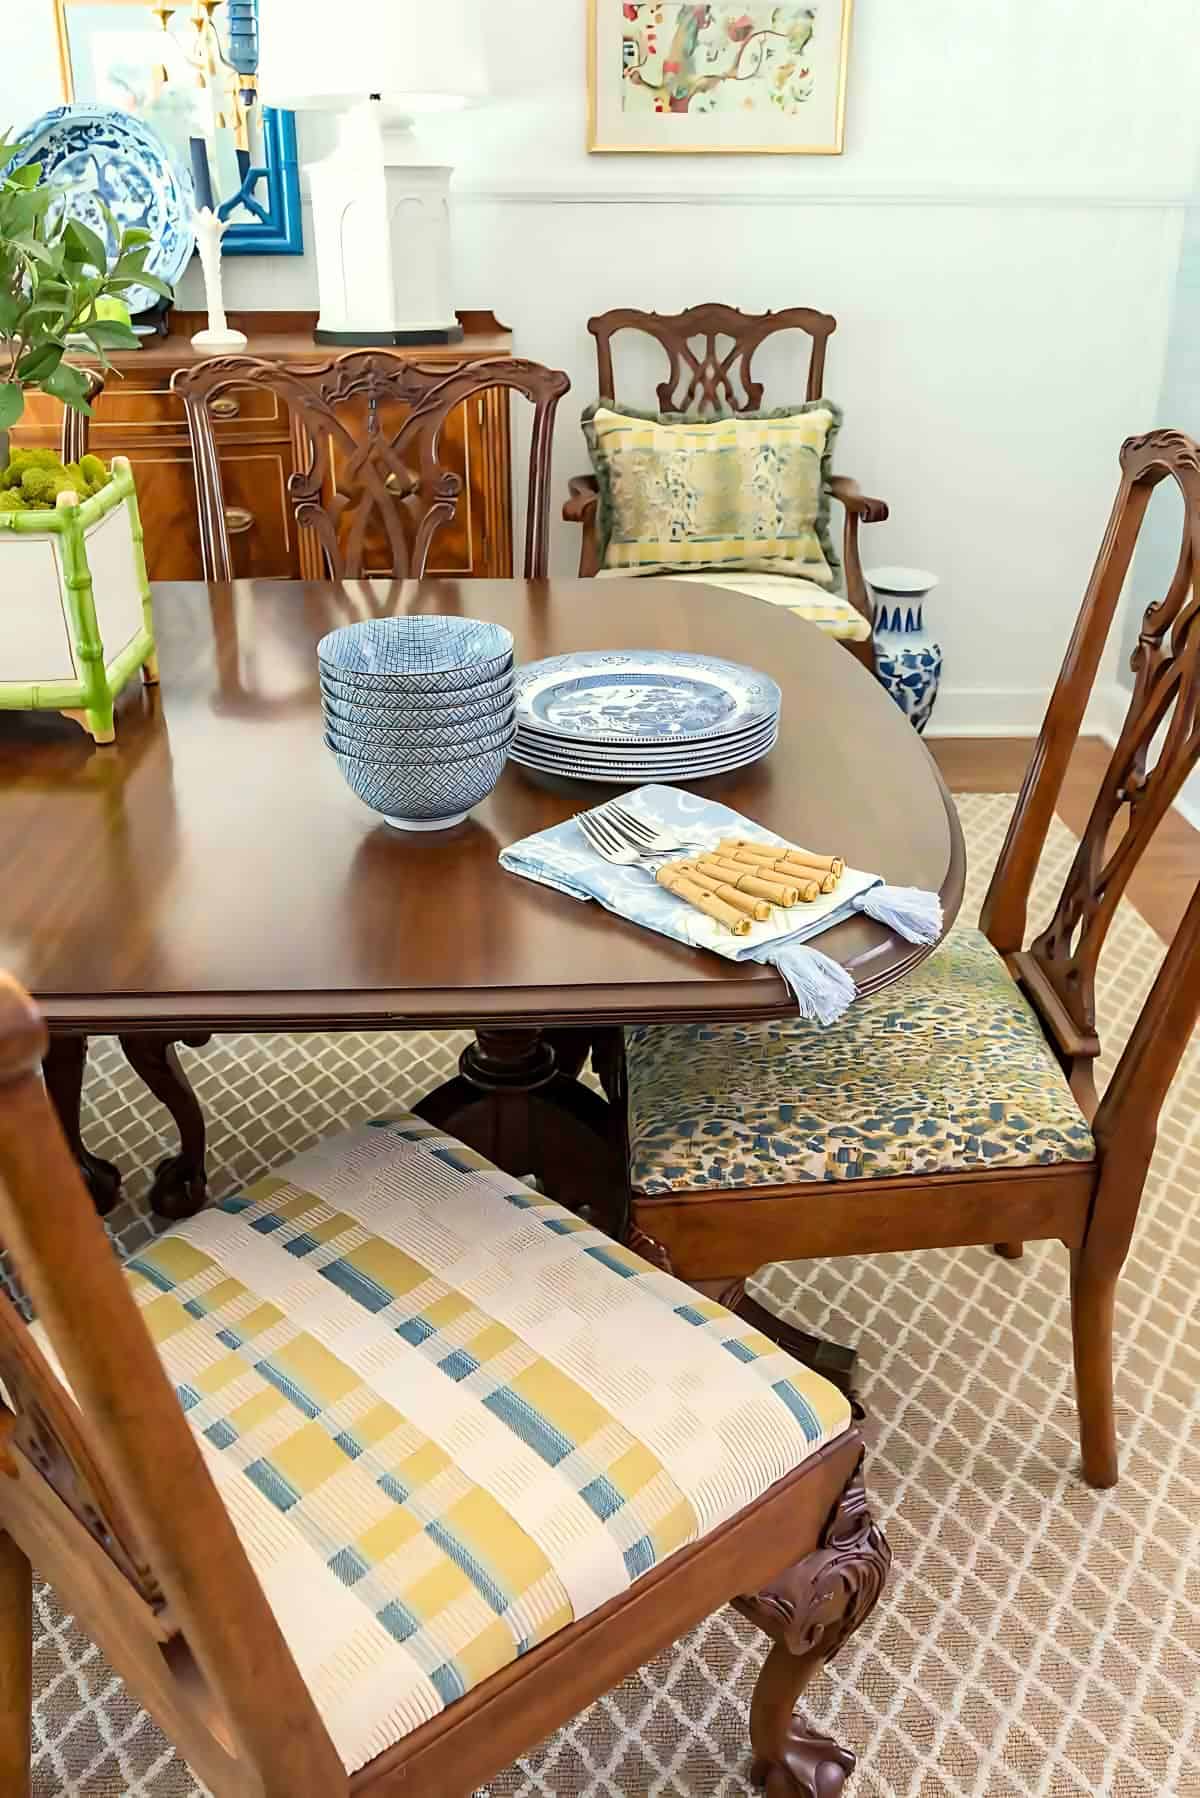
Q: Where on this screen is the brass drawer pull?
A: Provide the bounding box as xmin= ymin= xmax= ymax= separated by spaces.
xmin=210 ymin=396 xmax=241 ymax=420
xmin=224 ymin=506 xmax=255 ymax=535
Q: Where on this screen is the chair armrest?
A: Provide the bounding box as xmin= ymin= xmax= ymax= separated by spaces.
xmin=564 ymin=474 xmax=602 ymax=577
xmin=828 ymin=473 xmax=889 ymax=629
xmin=563 ymin=474 xmax=600 ymax=523
xmin=828 ymin=475 xmax=890 ymax=526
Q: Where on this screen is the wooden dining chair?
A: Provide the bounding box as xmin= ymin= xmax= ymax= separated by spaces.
xmin=0 ymin=970 xmax=891 ymax=1798
xmin=173 ymin=352 xmax=570 ymax=584
xmin=618 ymin=428 xmax=1200 ymax=1492
xmin=562 ymin=304 xmax=888 ymax=665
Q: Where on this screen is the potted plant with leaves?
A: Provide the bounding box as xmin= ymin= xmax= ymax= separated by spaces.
xmin=0 ymin=128 xmax=174 ymax=743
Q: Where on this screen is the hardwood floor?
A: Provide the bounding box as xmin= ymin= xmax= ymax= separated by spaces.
xmin=932 ymin=737 xmax=1200 ymax=946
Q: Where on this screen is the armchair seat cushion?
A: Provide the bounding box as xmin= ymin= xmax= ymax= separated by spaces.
xmin=596 ymin=568 xmax=873 ymax=643
xmin=68 ymin=1118 xmax=852 ymax=1773
xmin=626 ymin=928 xmax=1096 ymax=1196
xmin=667 ymin=571 xmax=874 ymax=644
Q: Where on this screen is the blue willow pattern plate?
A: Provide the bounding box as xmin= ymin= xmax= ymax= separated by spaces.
xmin=514 ymin=652 xmax=782 ymax=746
xmin=3 ymin=106 xmax=194 ymax=315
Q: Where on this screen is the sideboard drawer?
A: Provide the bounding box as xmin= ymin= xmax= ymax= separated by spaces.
xmin=21 ymin=383 xmax=287 ymax=442
xmin=121 ymin=446 xmax=299 ymax=581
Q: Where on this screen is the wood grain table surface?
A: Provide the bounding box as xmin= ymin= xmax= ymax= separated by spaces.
xmin=0 ymin=577 xmax=966 ymax=1035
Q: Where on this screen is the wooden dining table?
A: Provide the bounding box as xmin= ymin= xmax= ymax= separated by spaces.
xmin=0 ymin=576 xmax=964 ymax=1370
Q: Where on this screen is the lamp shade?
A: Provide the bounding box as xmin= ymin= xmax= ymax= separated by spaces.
xmin=257 ymin=0 xmax=488 ymax=112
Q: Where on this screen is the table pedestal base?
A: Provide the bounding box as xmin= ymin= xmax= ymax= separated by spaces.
xmin=415 ymin=1028 xmax=628 ymax=1239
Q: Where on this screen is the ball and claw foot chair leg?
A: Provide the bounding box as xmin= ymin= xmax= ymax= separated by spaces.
xmin=0 ymin=1528 xmax=33 ymax=1798
xmin=735 ymin=1456 xmax=891 ymax=1796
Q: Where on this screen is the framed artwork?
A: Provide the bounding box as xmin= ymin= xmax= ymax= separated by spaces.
xmin=588 ymin=1 xmax=852 ymax=155
xmin=53 ymin=0 xmax=302 ymax=254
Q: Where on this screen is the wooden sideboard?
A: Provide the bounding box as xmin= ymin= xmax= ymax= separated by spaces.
xmin=15 ymin=310 xmax=517 ymax=583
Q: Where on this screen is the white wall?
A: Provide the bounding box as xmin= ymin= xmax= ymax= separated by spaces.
xmin=6 ymin=0 xmax=1200 ymax=728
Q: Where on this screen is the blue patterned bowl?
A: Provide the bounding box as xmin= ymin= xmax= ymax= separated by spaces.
xmin=319 ymin=668 xmax=516 ymax=723
xmin=328 ymin=739 xmax=511 ymax=831
xmin=317 ymin=617 xmax=514 ymax=690
xmin=322 ymin=712 xmax=517 ymax=759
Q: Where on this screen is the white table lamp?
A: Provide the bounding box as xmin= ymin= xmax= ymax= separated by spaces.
xmin=257 ymin=0 xmax=487 ymax=345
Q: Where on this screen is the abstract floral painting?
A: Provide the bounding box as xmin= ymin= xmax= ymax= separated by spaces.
xmin=590 ymin=0 xmax=851 ymax=154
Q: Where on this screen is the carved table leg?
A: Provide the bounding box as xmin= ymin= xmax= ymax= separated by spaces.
xmin=117 ymin=1034 xmax=212 ymax=1222
xmin=41 ymin=1035 xmax=122 ymax=1217
xmin=415 ymin=1028 xmax=627 ymax=1237
xmin=734 ymin=1455 xmax=890 ymax=1797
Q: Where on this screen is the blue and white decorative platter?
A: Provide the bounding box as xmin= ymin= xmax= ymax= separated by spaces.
xmin=3 ymin=106 xmax=194 ymax=316
xmin=513 ymin=652 xmax=781 ymax=747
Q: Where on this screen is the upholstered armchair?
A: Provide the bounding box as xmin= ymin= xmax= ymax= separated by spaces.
xmin=563 ymin=304 xmax=889 ymax=667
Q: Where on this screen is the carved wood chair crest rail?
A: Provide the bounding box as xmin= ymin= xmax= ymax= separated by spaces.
xmin=0 ymin=971 xmax=890 ymax=1798
xmin=173 ymin=351 xmax=571 ymax=585
xmin=561 ymin=303 xmax=888 ymax=667
xmin=620 ymin=427 xmax=1200 ymax=1493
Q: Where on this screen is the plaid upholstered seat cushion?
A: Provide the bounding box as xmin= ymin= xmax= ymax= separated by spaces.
xmin=597 ymin=567 xmax=874 ymax=643
xmin=626 ymin=928 xmax=1096 ymax=1196
xmin=64 ymin=1118 xmax=851 ymax=1774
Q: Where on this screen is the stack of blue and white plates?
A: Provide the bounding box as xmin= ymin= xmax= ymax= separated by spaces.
xmin=510 ymin=651 xmax=782 ymax=785
xmin=319 ymin=617 xmax=516 ymax=831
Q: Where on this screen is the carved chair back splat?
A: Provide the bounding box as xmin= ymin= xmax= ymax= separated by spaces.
xmin=0 ymin=972 xmax=890 ymax=1798
xmin=589 ymin=303 xmax=837 ymax=416
xmin=626 ymin=430 xmax=1200 ymax=1493
xmin=173 ymin=353 xmax=570 ymax=585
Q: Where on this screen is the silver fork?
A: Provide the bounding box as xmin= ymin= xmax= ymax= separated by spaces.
xmin=581 ymin=800 xmax=698 ymax=856
xmin=576 ymin=809 xmax=677 ymax=868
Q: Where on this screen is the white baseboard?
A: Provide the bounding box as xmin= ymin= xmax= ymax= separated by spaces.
xmin=933 ymin=678 xmax=1200 ymax=834
xmin=925 ymin=686 xmax=1120 ymax=739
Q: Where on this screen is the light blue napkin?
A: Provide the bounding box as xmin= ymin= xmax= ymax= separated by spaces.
xmin=500 ymin=784 xmax=943 ymax=1024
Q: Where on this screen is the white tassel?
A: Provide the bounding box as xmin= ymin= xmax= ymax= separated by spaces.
xmin=856 ymin=884 xmax=943 ymax=945
xmin=768 ymin=945 xmax=857 ymax=1026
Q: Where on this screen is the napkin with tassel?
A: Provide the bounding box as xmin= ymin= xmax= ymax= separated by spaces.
xmin=499 ymin=783 xmax=943 ymax=1025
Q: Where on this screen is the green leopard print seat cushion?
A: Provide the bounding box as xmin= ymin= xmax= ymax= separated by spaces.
xmin=626 ymin=928 xmax=1095 ymax=1195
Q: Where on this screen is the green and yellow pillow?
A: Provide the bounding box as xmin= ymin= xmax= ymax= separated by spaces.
xmin=583 ymin=400 xmax=842 ymax=585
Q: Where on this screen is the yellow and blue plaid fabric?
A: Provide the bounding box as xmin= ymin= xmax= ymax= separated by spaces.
xmin=80 ymin=1117 xmax=851 ymax=1773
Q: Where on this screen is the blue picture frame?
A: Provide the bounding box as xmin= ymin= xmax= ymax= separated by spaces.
xmin=220 ymin=106 xmax=303 ymax=257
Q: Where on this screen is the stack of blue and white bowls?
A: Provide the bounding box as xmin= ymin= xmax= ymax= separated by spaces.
xmin=318 ymin=617 xmax=516 ymax=831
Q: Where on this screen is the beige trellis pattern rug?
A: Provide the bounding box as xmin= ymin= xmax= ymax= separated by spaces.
xmin=26 ymin=795 xmax=1200 ymax=1798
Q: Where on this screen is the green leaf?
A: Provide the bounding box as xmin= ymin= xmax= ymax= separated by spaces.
xmin=123 ymin=269 xmax=172 ymax=303
xmin=63 ymin=218 xmax=109 ymax=273
xmin=0 ymin=383 xmax=24 ymax=429
xmin=16 ymin=343 xmax=63 ymax=382
xmin=0 ymin=293 xmax=19 ymax=335
xmin=119 ymin=226 xmax=152 ymax=250
xmin=75 ymin=317 xmax=137 ymax=350
xmin=39 ymin=361 xmax=92 ymax=412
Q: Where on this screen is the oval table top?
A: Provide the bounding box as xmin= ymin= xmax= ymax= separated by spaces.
xmin=0 ymin=579 xmax=965 ymax=1033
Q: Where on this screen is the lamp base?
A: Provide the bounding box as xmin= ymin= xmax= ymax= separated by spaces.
xmin=313 ymin=323 xmax=465 ymax=347
xmin=307 ymin=104 xmax=464 ymax=349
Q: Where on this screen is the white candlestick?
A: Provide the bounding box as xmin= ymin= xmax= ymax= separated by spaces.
xmin=190 ymin=207 xmax=248 ymax=353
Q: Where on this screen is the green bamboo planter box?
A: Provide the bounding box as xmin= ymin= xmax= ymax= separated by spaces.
xmin=0 ymin=455 xmax=155 ymax=744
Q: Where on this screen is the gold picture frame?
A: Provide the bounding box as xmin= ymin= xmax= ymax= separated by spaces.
xmin=588 ymin=0 xmax=853 ymax=155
